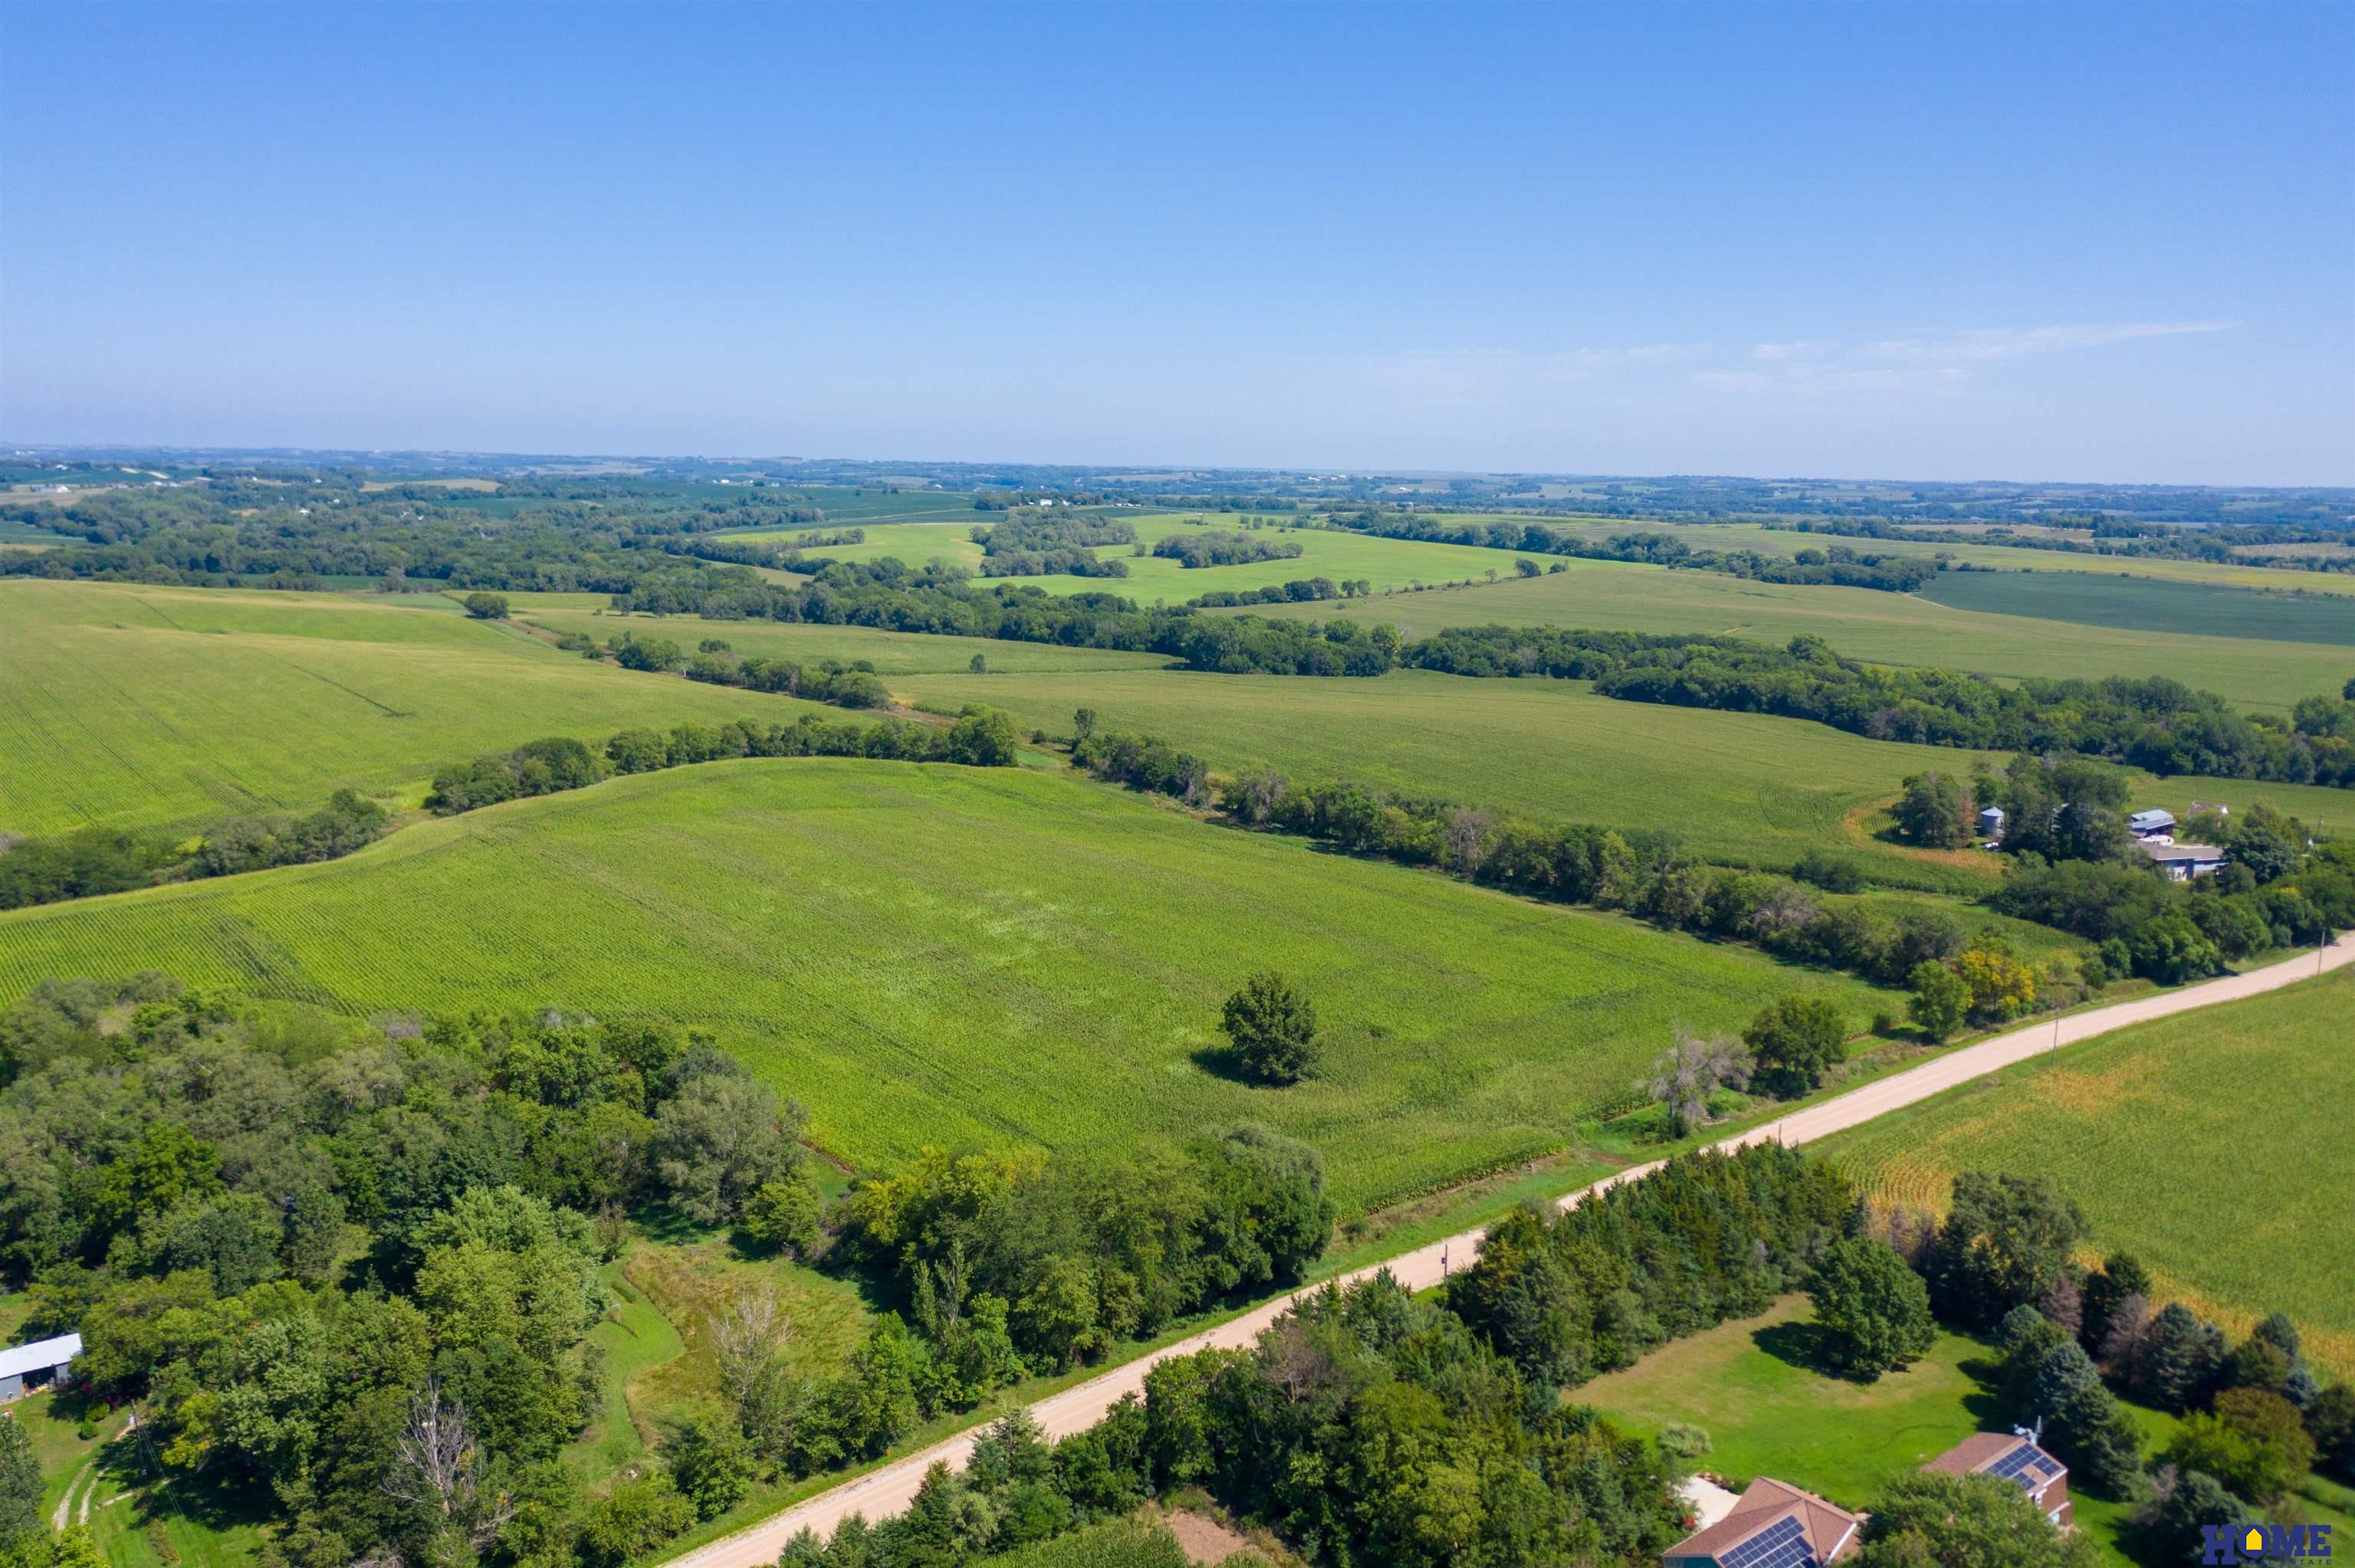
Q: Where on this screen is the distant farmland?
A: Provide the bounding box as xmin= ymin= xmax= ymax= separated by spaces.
xmin=0 ymin=579 xmax=833 ymax=835
xmin=1916 ymin=569 xmax=2355 ymax=644
xmin=1243 ymin=556 xmax=2353 ymax=708
xmin=0 ymin=759 xmax=1902 ymax=1213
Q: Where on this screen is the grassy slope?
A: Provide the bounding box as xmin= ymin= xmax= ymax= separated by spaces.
xmin=0 ymin=759 xmax=1897 ymax=1214
xmin=1238 ymin=557 xmax=2351 ymax=710
xmin=1575 ymin=1295 xmax=2220 ymax=1567
xmin=505 ymin=592 xmax=1178 ymax=674
xmin=718 ymin=513 xmax=1531 ymax=598
xmin=893 ymin=666 xmax=2013 ymax=889
xmin=0 ymin=579 xmax=839 ymax=836
xmin=1817 ymin=966 xmax=2355 ymax=1373
xmin=882 ymin=663 xmax=2352 ymax=879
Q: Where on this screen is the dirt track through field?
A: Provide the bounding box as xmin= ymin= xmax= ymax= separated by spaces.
xmin=665 ymin=934 xmax=2355 ymax=1567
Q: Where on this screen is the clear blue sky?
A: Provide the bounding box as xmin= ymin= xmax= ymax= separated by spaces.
xmin=3 ymin=2 xmax=2349 ymax=483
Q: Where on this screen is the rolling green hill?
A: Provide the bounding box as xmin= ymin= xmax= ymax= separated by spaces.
xmin=1240 ymin=557 xmax=2352 ymax=708
xmin=0 ymin=579 xmax=835 ymax=835
xmin=0 ymin=758 xmax=1900 ymax=1213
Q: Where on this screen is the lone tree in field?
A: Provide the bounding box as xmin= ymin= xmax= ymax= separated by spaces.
xmin=1808 ymin=1237 xmax=1935 ymax=1379
xmin=1644 ymin=1025 xmax=1751 ymax=1137
xmin=1221 ymin=972 xmax=1321 ymax=1084
xmin=462 ymin=591 xmax=511 ymax=620
xmin=1742 ymin=994 xmax=1846 ymax=1097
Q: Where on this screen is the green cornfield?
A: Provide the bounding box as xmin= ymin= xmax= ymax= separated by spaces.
xmin=0 ymin=759 xmax=1899 ymax=1214
xmin=1819 ymin=965 xmax=2355 ymax=1375
xmin=0 ymin=579 xmax=836 ymax=835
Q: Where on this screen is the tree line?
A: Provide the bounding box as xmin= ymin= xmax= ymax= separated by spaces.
xmin=0 ymin=789 xmax=387 ymax=912
xmin=1148 ymin=530 xmax=1304 ymax=569
xmin=1327 ymin=509 xmax=1939 ymax=592
xmin=424 ymin=707 xmax=1021 ymax=815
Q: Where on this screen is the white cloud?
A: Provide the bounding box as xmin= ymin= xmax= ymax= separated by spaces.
xmin=1863 ymin=320 xmax=2238 ymax=363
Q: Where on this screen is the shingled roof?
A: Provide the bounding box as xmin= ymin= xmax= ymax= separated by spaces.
xmin=1922 ymin=1432 xmax=2067 ymax=1493
xmin=1665 ymin=1476 xmax=1864 ymax=1567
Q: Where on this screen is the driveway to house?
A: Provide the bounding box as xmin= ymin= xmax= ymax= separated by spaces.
xmin=667 ymin=934 xmax=2353 ymax=1567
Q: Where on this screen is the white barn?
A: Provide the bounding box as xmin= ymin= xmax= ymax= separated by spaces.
xmin=0 ymin=1333 xmax=80 ymax=1402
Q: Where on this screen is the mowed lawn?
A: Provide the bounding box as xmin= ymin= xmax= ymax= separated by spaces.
xmin=1817 ymin=966 xmax=2355 ymax=1375
xmin=0 ymin=759 xmax=1898 ymax=1212
xmin=719 ymin=513 xmax=1529 ymax=598
xmin=1575 ymin=1296 xmax=2218 ymax=1567
xmin=1242 ymin=556 xmax=2353 ymax=709
xmin=0 ymin=579 xmax=836 ymax=835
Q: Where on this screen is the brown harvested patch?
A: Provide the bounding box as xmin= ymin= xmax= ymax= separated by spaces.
xmin=1161 ymin=1508 xmax=1256 ymax=1566
xmin=2034 ymin=1054 xmax=2165 ymax=1117
xmin=1841 ymin=797 xmax=1996 ymax=875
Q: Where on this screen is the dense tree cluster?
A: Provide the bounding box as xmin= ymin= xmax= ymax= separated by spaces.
xmin=836 ymin=1127 xmax=1333 ymax=1377
xmin=0 ymin=975 xmax=813 ymax=1568
xmin=1148 ymin=530 xmax=1305 ymax=569
xmin=1867 ymin=1175 xmax=2355 ymax=1517
xmin=973 ymin=513 xmax=1135 ymax=578
xmin=1446 ymin=1145 xmax=1854 ymax=1389
xmin=0 ymin=790 xmax=387 ymax=912
xmin=423 ymin=708 xmax=1020 ymax=815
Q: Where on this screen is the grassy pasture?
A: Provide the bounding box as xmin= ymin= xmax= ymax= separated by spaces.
xmin=0 ymin=759 xmax=1899 ymax=1214
xmin=1239 ymin=558 xmax=2352 ymax=709
xmin=718 ymin=513 xmax=1528 ymax=598
xmin=1916 ymin=569 xmax=2355 ymax=645
xmin=1575 ymin=1295 xmax=2222 ymax=1566
xmin=0 ymin=579 xmax=836 ymax=836
xmin=1818 ymin=966 xmax=2355 ymax=1374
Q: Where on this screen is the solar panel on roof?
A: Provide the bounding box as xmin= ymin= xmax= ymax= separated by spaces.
xmin=1718 ymin=1514 xmax=1818 ymax=1568
xmin=1984 ymin=1444 xmax=2055 ymax=1491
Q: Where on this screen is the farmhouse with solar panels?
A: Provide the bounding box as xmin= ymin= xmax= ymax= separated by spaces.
xmin=1922 ymin=1429 xmax=2073 ymax=1528
xmin=1663 ymin=1476 xmax=1864 ymax=1568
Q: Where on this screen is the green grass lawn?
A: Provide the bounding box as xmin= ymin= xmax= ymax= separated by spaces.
xmin=1817 ymin=966 xmax=2355 ymax=1376
xmin=0 ymin=579 xmax=842 ymax=836
xmin=1576 ymin=1295 xmax=2195 ymax=1567
xmin=1239 ymin=556 xmax=2352 ymax=710
xmin=0 ymin=758 xmax=1900 ymax=1214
